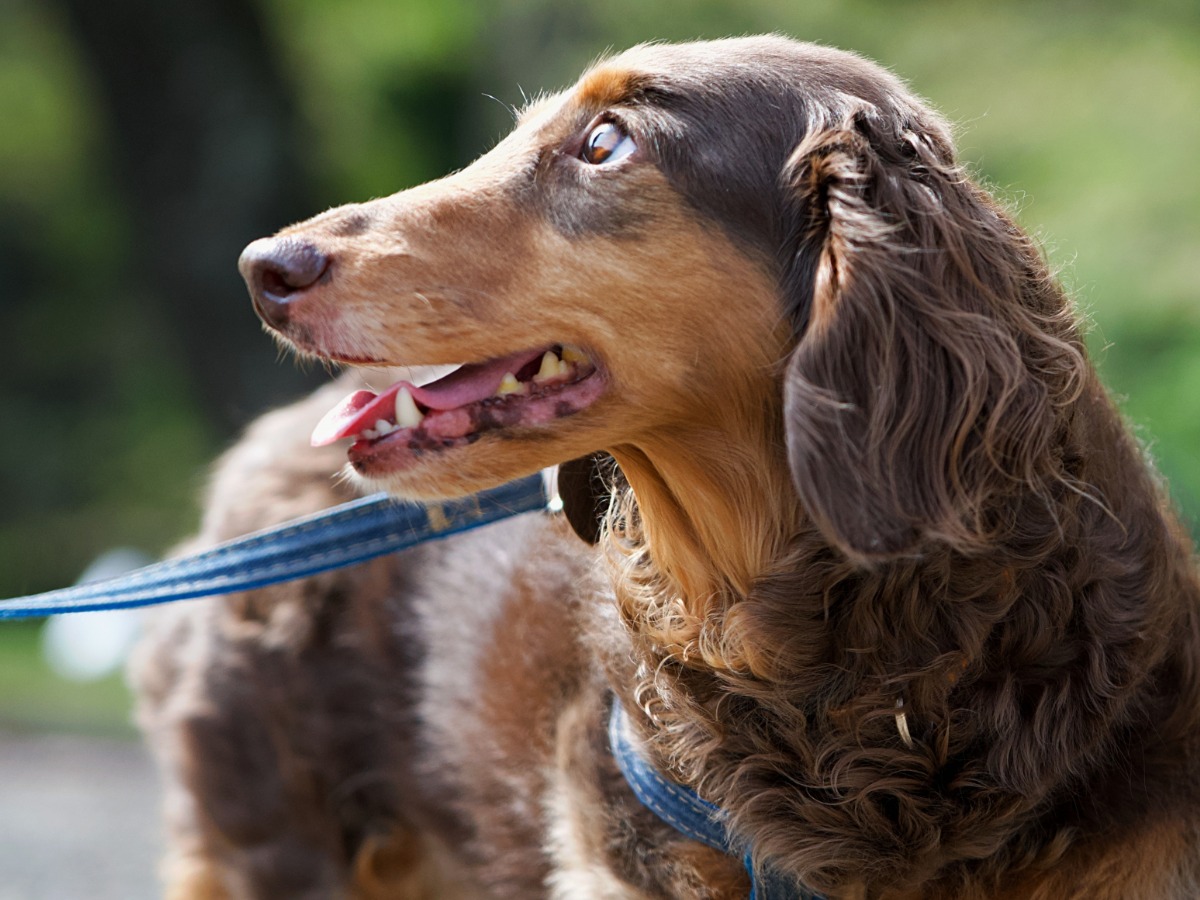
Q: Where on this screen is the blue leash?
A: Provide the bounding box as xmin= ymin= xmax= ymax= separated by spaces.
xmin=609 ymin=700 xmax=824 ymax=900
xmin=0 ymin=475 xmax=547 ymax=620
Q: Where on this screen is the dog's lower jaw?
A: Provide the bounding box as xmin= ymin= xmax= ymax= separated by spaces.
xmin=345 ymin=408 xmax=613 ymax=503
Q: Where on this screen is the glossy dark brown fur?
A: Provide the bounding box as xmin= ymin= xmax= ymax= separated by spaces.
xmin=135 ymin=37 xmax=1200 ymax=899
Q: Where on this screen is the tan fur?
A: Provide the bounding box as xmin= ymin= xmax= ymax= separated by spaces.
xmin=163 ymin=857 xmax=233 ymax=900
xmin=574 ymin=67 xmax=644 ymax=110
xmin=350 ymin=828 xmax=472 ymax=900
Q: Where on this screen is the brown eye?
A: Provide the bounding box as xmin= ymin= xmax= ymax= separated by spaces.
xmin=580 ymin=120 xmax=636 ymax=166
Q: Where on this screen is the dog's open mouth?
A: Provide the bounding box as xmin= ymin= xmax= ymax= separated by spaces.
xmin=312 ymin=344 xmax=605 ymax=466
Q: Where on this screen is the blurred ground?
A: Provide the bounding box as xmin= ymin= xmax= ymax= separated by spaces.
xmin=0 ymin=731 xmax=161 ymax=900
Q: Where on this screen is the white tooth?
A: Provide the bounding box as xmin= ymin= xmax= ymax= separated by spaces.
xmin=362 ymin=428 xmax=379 ymax=441
xmin=394 ymin=387 xmax=424 ymax=428
xmin=534 ymin=350 xmax=561 ymax=383
xmin=561 ymin=344 xmax=589 ymax=366
xmin=374 ymin=419 xmax=395 ymax=436
xmin=556 ymin=358 xmax=572 ymax=377
xmin=497 ymin=373 xmax=525 ymax=395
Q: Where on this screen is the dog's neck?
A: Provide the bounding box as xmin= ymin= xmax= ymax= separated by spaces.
xmin=608 ymin=387 xmax=798 ymax=669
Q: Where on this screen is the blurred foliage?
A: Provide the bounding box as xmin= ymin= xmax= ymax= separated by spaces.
xmin=0 ymin=0 xmax=1197 ymax=728
xmin=0 ymin=621 xmax=134 ymax=736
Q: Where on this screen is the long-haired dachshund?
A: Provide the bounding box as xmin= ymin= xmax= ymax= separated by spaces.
xmin=133 ymin=36 xmax=1200 ymax=898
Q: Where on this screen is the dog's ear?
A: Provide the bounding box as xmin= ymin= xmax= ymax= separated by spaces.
xmin=557 ymin=453 xmax=617 ymax=545
xmin=780 ymin=111 xmax=1082 ymax=562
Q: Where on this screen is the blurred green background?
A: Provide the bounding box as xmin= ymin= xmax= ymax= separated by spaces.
xmin=0 ymin=0 xmax=1197 ymax=736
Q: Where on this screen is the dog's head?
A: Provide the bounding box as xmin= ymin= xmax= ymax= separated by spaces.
xmin=241 ymin=36 xmax=1083 ymax=563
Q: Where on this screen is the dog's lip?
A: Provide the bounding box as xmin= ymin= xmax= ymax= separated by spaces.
xmin=312 ymin=347 xmax=544 ymax=446
xmin=324 ymin=352 xmax=391 ymax=366
xmin=311 ymin=345 xmax=603 ymax=448
xmin=345 ymin=362 xmax=608 ymax=476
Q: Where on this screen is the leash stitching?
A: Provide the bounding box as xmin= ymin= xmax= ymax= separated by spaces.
xmin=0 ymin=477 xmax=547 ymax=619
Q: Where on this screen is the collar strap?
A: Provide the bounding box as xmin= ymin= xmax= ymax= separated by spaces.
xmin=608 ymin=700 xmax=824 ymax=900
xmin=0 ymin=475 xmax=547 ymax=620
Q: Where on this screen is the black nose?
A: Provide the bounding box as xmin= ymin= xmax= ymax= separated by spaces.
xmin=238 ymin=237 xmax=330 ymax=329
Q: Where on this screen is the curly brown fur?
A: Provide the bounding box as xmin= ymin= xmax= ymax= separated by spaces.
xmin=138 ymin=36 xmax=1200 ymax=899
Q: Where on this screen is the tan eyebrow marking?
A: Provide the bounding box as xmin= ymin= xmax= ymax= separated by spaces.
xmin=574 ymin=66 xmax=644 ymax=110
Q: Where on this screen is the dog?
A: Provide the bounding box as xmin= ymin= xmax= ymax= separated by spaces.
xmin=133 ymin=36 xmax=1200 ymax=898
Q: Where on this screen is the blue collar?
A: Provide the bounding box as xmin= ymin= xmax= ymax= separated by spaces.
xmin=0 ymin=475 xmax=548 ymax=619
xmin=608 ymin=700 xmax=824 ymax=900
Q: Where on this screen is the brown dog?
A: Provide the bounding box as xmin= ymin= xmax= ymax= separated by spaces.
xmin=135 ymin=37 xmax=1200 ymax=898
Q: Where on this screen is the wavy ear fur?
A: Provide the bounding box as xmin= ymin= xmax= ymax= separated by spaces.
xmin=782 ymin=110 xmax=1085 ymax=562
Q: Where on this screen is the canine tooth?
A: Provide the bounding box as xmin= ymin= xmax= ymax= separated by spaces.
xmin=561 ymin=344 xmax=589 ymax=366
xmin=497 ymin=373 xmax=525 ymax=395
xmin=534 ymin=350 xmax=561 ymax=383
xmin=394 ymin=387 xmax=424 ymax=428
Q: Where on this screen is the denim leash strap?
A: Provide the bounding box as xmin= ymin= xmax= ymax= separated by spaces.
xmin=0 ymin=475 xmax=548 ymax=620
xmin=608 ymin=700 xmax=823 ymax=900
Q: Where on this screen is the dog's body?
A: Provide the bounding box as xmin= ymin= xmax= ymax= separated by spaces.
xmin=136 ymin=379 xmax=609 ymax=899
xmin=136 ymin=37 xmax=1200 ymax=898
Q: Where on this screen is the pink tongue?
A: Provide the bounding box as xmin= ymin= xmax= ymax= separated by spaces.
xmin=310 ymin=349 xmax=545 ymax=447
xmin=311 ymin=390 xmax=383 ymax=447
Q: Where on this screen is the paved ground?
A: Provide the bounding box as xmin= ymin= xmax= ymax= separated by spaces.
xmin=0 ymin=731 xmax=162 ymax=900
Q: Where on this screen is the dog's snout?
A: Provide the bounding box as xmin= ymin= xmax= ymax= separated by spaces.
xmin=239 ymin=237 xmax=330 ymax=329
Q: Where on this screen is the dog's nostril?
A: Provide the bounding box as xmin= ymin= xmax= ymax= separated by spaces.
xmin=239 ymin=237 xmax=330 ymax=328
xmin=258 ymin=265 xmax=294 ymax=300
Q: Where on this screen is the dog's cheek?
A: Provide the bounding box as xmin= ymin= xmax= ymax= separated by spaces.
xmin=529 ymin=160 xmax=668 ymax=240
